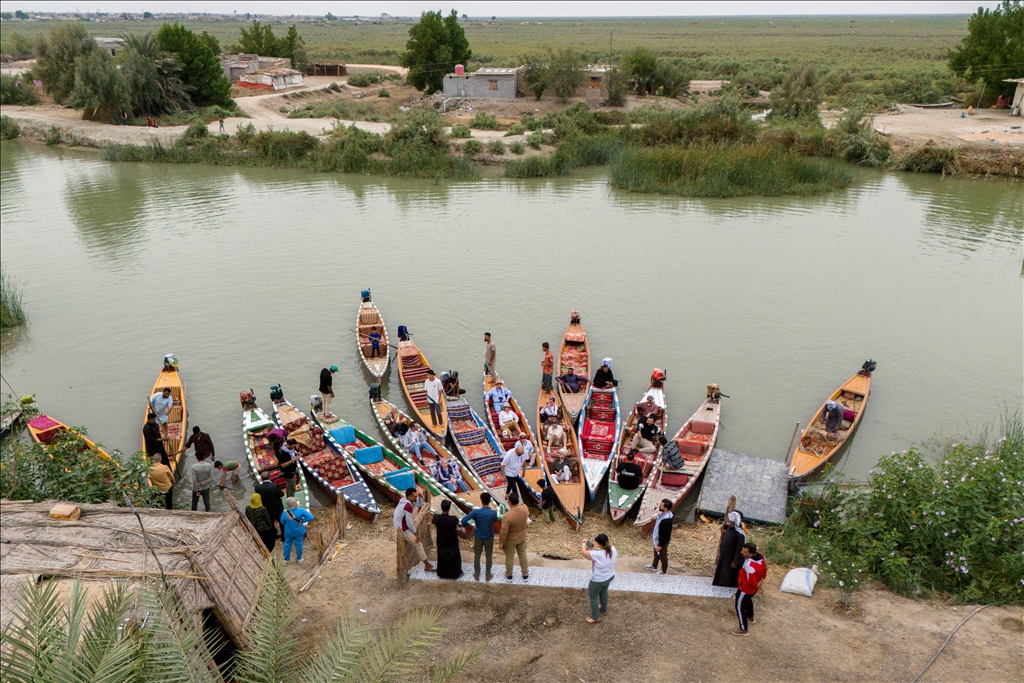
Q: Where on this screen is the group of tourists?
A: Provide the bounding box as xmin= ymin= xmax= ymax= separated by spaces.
xmin=244 ymin=489 xmax=313 ymax=563
xmin=711 ymin=509 xmax=768 ymax=636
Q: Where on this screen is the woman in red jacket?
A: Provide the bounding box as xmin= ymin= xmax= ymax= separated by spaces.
xmin=731 ymin=542 xmax=767 ymax=636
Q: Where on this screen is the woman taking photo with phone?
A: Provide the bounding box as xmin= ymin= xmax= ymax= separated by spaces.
xmin=581 ymin=533 xmax=617 ymax=623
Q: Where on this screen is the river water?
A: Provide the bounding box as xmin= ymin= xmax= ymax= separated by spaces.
xmin=1 ymin=142 xmax=1020 ymax=511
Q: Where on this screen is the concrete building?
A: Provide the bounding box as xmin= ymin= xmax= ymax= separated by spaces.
xmin=238 ymin=67 xmax=304 ymax=90
xmin=442 ymin=67 xmax=521 ymax=99
xmin=1005 ymin=78 xmax=1023 ymax=116
xmin=93 ymin=37 xmax=124 ymax=57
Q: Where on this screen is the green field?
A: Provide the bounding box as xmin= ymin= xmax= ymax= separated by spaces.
xmin=2 ymin=15 xmax=972 ymax=105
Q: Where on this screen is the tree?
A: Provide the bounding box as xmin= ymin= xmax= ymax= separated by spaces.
xmin=522 ymin=54 xmax=548 ymax=100
xmin=199 ymin=30 xmax=221 ymax=56
xmin=770 ymin=64 xmax=822 ymax=121
xmin=118 ymin=33 xmax=189 ymax=116
xmin=291 ymin=37 xmax=309 ymax=73
xmin=401 ymin=9 xmax=472 ymax=94
xmin=33 ymin=22 xmax=96 ymax=104
xmin=622 ymin=45 xmax=658 ymax=94
xmin=156 ymin=23 xmax=233 ymax=108
xmin=655 ymin=61 xmax=690 ymax=98
xmin=69 ymin=50 xmax=130 ymax=122
xmin=547 ymin=47 xmax=585 ymax=103
xmin=949 ymin=0 xmax=1024 ymax=96
xmin=15 ymin=9 xmax=29 ymax=19
xmin=237 ymin=19 xmax=279 ymax=55
xmin=605 ymin=66 xmax=627 ymax=106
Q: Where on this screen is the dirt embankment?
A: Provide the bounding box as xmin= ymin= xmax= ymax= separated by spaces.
xmin=282 ymin=508 xmax=1023 ymax=683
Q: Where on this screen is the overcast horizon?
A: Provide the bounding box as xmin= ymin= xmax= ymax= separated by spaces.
xmin=1 ymin=1 xmax=1003 ymax=17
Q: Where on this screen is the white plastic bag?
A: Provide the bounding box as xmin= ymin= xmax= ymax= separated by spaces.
xmin=780 ymin=564 xmax=819 ymax=597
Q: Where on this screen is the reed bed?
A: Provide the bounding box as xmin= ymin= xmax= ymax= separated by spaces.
xmin=0 ymin=267 xmax=26 ymax=328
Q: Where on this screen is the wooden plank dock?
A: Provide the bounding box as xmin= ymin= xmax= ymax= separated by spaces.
xmin=697 ymin=449 xmax=789 ymax=525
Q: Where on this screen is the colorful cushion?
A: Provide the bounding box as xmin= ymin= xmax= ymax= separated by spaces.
xmin=383 ymin=468 xmax=416 ymax=491
xmin=690 ymin=420 xmax=716 ymax=435
xmin=661 ymin=472 xmax=689 ymax=487
xmin=353 ymin=445 xmax=383 ymax=464
xmin=330 ymin=425 xmax=356 ymax=445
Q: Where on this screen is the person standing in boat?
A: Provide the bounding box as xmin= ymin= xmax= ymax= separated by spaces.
xmin=713 ymin=511 xmax=746 ymax=587
xmin=592 ymin=358 xmax=617 ymax=389
xmin=502 ymin=442 xmax=529 ymax=499
xmin=645 ymin=499 xmax=674 ymax=574
xmin=149 ymin=388 xmax=173 ymax=439
xmin=424 ymin=369 xmax=444 ymax=428
xmin=432 ymin=499 xmax=464 ymax=579
xmin=368 ymin=327 xmax=383 ymax=358
xmin=319 ymin=365 xmax=338 ymax=420
xmin=541 ymin=342 xmax=554 ymax=391
xmin=143 ymin=412 xmax=167 ymax=461
xmin=823 ymin=400 xmax=844 ymax=434
xmin=582 ymin=534 xmax=617 ymax=623
xmin=484 ymin=332 xmax=497 ymax=377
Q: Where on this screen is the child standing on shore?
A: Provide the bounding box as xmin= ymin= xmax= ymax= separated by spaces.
xmin=731 ymin=542 xmax=767 ymax=636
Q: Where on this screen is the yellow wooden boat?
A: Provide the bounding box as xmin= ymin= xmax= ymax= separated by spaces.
xmin=27 ymin=414 xmax=111 ymax=460
xmin=789 ymin=361 xmax=875 ymax=481
xmin=355 ymin=290 xmax=389 ymax=379
xmin=396 ymin=337 xmax=447 ymax=439
xmin=141 ymin=355 xmax=187 ymax=472
xmin=531 ymin=386 xmax=585 ymax=529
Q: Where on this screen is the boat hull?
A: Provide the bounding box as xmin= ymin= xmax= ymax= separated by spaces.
xmin=607 ymin=382 xmax=666 ymax=524
xmin=577 ymin=385 xmax=621 ymax=499
xmin=356 ymin=299 xmax=389 ymax=379
xmin=396 ymin=340 xmax=447 ymax=439
xmin=534 ymin=386 xmax=585 ymax=529
xmin=789 ymin=370 xmax=872 ymax=481
xmin=142 ymin=366 xmax=187 ymax=472
xmin=556 ymin=316 xmax=590 ymax=422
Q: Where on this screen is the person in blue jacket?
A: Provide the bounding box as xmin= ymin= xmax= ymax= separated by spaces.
xmin=281 ymin=497 xmax=314 ymax=564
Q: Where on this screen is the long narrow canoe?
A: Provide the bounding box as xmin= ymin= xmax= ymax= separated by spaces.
xmin=789 ymin=362 xmax=875 ymax=481
xmin=309 ymin=411 xmax=385 ymax=522
xmin=607 ymin=376 xmax=666 ymax=524
xmin=141 ymin=358 xmax=187 ymax=472
xmin=577 ymin=385 xmax=621 ymax=499
xmin=557 ymin=311 xmax=590 ymax=422
xmin=28 ymin=414 xmax=111 ymax=459
xmin=396 ymin=338 xmax=447 ymax=439
xmin=635 ymin=393 xmax=722 ymax=536
xmin=482 ymin=372 xmax=543 ymax=506
xmin=241 ymin=393 xmax=310 ymax=510
xmin=445 ymin=396 xmax=509 ymax=506
xmin=532 ymin=386 xmax=585 ymax=529
xmin=370 ymin=397 xmax=503 ymax=516
xmin=355 ymin=292 xmax=389 ymax=379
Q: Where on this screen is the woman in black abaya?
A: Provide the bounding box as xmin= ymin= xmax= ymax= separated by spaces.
xmin=432 ymin=498 xmax=464 ymax=580
xmin=712 ymin=510 xmax=746 ymax=587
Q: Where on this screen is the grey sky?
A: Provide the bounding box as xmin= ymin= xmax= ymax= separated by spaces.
xmin=3 ymin=1 xmax=1003 ymax=16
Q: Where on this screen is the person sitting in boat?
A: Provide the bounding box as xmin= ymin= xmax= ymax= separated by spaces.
xmin=635 ymin=395 xmax=661 ymax=421
xmin=592 ymin=358 xmax=617 ymax=389
xmin=659 ymin=436 xmax=686 ymax=469
xmin=385 ymin=410 xmax=410 ymax=437
xmin=557 ymin=369 xmax=587 ymax=393
xmin=368 ymin=327 xmax=383 ymax=358
xmin=435 ymin=457 xmax=466 ymax=493
xmin=517 ymin=432 xmax=536 ymax=466
xmin=442 ymin=370 xmax=466 ymax=398
xmin=497 ymin=405 xmax=519 ymax=437
xmin=540 ymin=396 xmax=559 ymax=422
xmin=401 ymin=422 xmax=437 ymax=461
xmin=628 ymin=415 xmax=662 ymax=455
xmin=615 ymin=452 xmax=645 ymax=490
xmin=485 ymin=380 xmax=512 ymax=414
xmin=822 ymin=400 xmax=844 ymax=434
xmin=544 ymin=416 xmax=566 ymax=451
xmin=551 ymin=454 xmax=574 ymax=483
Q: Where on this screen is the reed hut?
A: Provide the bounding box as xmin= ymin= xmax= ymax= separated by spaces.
xmin=0 ymin=500 xmax=270 ymax=648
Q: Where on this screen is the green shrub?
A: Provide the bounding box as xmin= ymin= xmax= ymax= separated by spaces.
xmin=463 ymin=138 xmax=483 ymax=155
xmin=329 ymin=81 xmax=342 ymax=92
xmin=179 ymin=121 xmax=209 ymax=145
xmin=609 ymin=143 xmax=852 ymax=197
xmin=44 ymin=125 xmax=62 ymax=145
xmin=0 ymin=268 xmax=26 ymax=328
xmin=504 ymin=123 xmax=526 ymax=137
xmin=470 ymin=111 xmax=500 ymax=130
xmin=0 ymin=115 xmax=20 ymax=140
xmin=235 ymin=122 xmax=256 ymax=145
xmin=450 ymin=124 xmax=472 ymax=138
xmin=505 ymin=133 xmax=621 ymax=178
xmin=248 ymin=129 xmax=319 ymax=163
xmin=348 ymin=70 xmax=382 ymax=87
xmin=893 ymin=144 xmax=960 ymax=175
xmin=0 ymin=73 xmax=36 ymax=105
xmin=509 ymin=140 xmax=525 ymax=154
xmin=377 ymin=88 xmax=390 ymax=98
xmin=521 ymin=113 xmax=543 ymax=131
xmin=623 ymin=98 xmax=756 ymax=146
xmin=487 ymin=139 xmax=505 ymax=154
xmin=526 ymin=131 xmax=545 ymax=149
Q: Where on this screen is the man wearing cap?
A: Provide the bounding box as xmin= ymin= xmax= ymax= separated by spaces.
xmin=319 ymin=365 xmax=338 ymax=420
xmin=424 ymin=369 xmax=444 ymax=428
xmin=485 ymin=379 xmax=512 ymax=414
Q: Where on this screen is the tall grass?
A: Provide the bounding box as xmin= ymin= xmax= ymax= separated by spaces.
xmin=0 ymin=114 xmax=20 ymax=140
xmin=0 ymin=268 xmax=26 ymax=328
xmin=504 ymin=133 xmax=621 ymax=178
xmin=893 ymin=144 xmax=961 ymax=175
xmin=622 ymin=99 xmax=757 ymax=146
xmin=609 ymin=143 xmax=852 ymax=197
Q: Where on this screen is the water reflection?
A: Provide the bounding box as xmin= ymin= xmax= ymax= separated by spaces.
xmin=64 ymin=164 xmax=147 ymax=261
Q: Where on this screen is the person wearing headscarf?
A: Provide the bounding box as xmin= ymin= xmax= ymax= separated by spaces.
xmin=432 ymin=499 xmax=464 ymax=580
xmin=245 ymin=493 xmax=277 ymax=552
xmin=712 ymin=510 xmax=746 ymax=587
xmin=592 ymin=358 xmax=617 ymax=389
xmin=823 ymin=400 xmax=844 ymax=433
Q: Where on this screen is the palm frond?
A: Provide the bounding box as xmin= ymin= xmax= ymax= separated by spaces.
xmin=296 ymin=618 xmax=373 ymax=683
xmin=358 ymin=608 xmax=449 ymax=683
xmin=64 ymin=580 xmax=144 ymax=683
xmin=231 ymin=560 xmax=301 ymax=683
xmin=137 ymin=579 xmax=225 ymax=683
xmin=427 ymin=644 xmax=484 ymax=683
xmin=51 ymin=577 xmax=89 ymax=681
xmin=0 ymin=577 xmax=68 ymax=683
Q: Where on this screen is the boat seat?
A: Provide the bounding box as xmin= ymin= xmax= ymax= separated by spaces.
xmin=661 ymin=471 xmax=689 ymax=487
xmin=690 ymin=420 xmax=715 ymax=435
xmin=383 ymin=468 xmax=416 ymax=491
xmin=353 ymin=445 xmax=384 ymax=465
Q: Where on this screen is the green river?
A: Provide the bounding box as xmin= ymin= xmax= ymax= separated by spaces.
xmin=1 ymin=142 xmax=1020 ymax=510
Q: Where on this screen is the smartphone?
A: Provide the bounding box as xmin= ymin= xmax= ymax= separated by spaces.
xmin=586 ymin=540 xmax=594 ymax=549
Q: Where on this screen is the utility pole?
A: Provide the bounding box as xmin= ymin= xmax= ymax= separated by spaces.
xmin=609 ymin=30 xmax=613 ymax=65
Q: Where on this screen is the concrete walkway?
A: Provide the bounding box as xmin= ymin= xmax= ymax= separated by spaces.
xmin=410 ymin=563 xmax=736 ymax=598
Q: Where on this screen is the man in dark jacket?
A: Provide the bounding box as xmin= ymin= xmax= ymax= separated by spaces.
xmin=143 ymin=413 xmax=166 ymax=460
xmin=254 ymin=471 xmax=286 ymax=537
xmin=645 ymin=499 xmax=674 ymax=574
xmin=615 ymin=452 xmax=644 ymax=490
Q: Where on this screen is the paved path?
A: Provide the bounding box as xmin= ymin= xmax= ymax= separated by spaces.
xmin=410 ymin=563 xmax=736 ymax=598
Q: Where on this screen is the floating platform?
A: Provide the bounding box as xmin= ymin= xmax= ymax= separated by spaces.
xmin=697 ymin=449 xmax=789 ymax=525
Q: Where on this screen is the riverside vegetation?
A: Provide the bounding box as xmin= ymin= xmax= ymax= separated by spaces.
xmin=1 ymin=267 xmax=27 ymax=327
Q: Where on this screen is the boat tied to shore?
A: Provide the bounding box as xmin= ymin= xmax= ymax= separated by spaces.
xmin=395 ymin=327 xmax=447 ymax=440
xmin=577 ymin=384 xmax=621 ymax=499
xmin=533 ymin=386 xmax=585 ymax=529
xmin=141 ymin=355 xmax=187 ymax=472
xmin=445 ymin=393 xmax=509 ymax=506
xmin=607 ymin=370 xmax=666 ymax=524
xmin=241 ymin=390 xmax=310 ymax=510
xmin=556 ymin=310 xmax=590 ymax=423
xmin=482 ymin=372 xmax=543 ymax=506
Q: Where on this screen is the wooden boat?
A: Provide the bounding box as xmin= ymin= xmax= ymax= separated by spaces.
xmin=445 ymin=395 xmax=509 ymax=504
xmin=355 ymin=290 xmax=389 ymax=379
xmin=788 ymin=361 xmax=875 ymax=481
xmin=532 ymin=386 xmax=585 ymax=529
xmin=577 ymin=385 xmax=621 ymax=499
xmin=482 ymin=372 xmax=543 ymax=506
xmin=556 ymin=310 xmax=590 ymax=422
xmin=395 ymin=334 xmax=447 ymax=439
xmin=909 ymin=102 xmax=954 ymax=109
xmin=607 ymin=372 xmax=667 ymax=524
xmin=141 ymin=356 xmax=187 ymax=472
xmin=27 ymin=414 xmax=111 ymax=460
xmin=635 ymin=391 xmax=722 ymax=536
xmin=241 ymin=391 xmax=310 ymax=511
xmin=370 ymin=397 xmax=502 ymax=515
